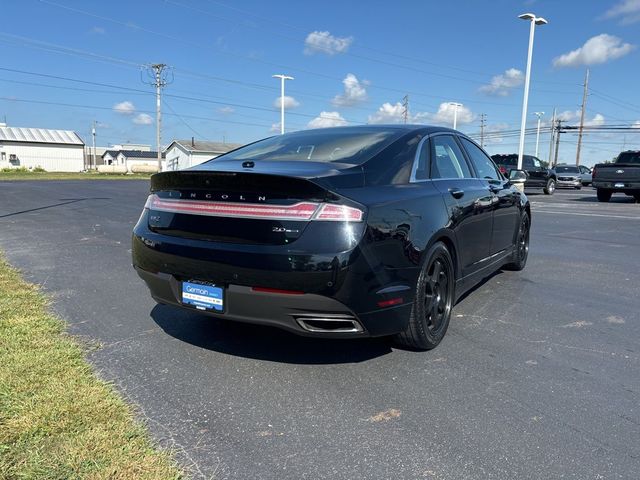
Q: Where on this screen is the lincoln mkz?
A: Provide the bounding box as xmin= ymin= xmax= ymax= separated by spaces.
xmin=133 ymin=125 xmax=531 ymax=350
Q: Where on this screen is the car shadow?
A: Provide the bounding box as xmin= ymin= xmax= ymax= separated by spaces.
xmin=570 ymin=195 xmax=637 ymax=203
xmin=150 ymin=304 xmax=393 ymax=364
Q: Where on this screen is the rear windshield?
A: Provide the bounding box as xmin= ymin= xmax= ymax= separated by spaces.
xmin=209 ymin=128 xmax=404 ymax=165
xmin=556 ymin=166 xmax=579 ymax=173
xmin=617 ymin=152 xmax=640 ymax=164
xmin=491 ymin=155 xmax=517 ymax=166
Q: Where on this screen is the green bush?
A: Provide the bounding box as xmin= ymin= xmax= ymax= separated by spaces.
xmin=32 ymin=166 xmax=47 ymax=173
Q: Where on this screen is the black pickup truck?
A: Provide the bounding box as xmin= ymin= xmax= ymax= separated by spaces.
xmin=592 ymin=151 xmax=640 ymax=202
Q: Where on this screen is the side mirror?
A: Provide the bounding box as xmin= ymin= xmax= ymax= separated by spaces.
xmin=509 ymin=169 xmax=528 ymax=183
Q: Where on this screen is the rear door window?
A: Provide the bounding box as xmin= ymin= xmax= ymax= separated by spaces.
xmin=430 ymin=135 xmax=472 ymax=179
xmin=459 ymin=137 xmax=501 ymax=181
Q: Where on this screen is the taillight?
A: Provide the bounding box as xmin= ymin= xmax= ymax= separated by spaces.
xmin=146 ymin=194 xmax=364 ymax=222
xmin=499 ymin=166 xmax=507 ymax=174
xmin=591 ymin=166 xmax=596 ymax=179
xmin=314 ymin=204 xmax=364 ymax=222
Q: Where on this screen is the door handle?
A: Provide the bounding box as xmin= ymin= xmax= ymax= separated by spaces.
xmin=448 ymin=188 xmax=464 ymax=199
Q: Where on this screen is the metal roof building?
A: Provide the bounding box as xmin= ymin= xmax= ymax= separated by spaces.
xmin=164 ymin=138 xmax=243 ymax=171
xmin=0 ymin=125 xmax=85 ymax=172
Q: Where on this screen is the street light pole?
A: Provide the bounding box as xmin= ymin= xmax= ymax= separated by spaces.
xmin=272 ymin=74 xmax=294 ymax=134
xmin=533 ymin=112 xmax=544 ymax=158
xmin=447 ymin=102 xmax=463 ymax=130
xmin=516 ymin=13 xmax=547 ymax=170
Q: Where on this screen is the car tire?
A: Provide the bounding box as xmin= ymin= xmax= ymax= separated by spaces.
xmin=634 ymin=194 xmax=640 ymax=203
xmin=396 ymin=242 xmax=454 ymax=351
xmin=504 ymin=211 xmax=530 ymax=271
xmin=597 ymin=189 xmax=612 ymax=202
xmin=543 ymin=179 xmax=556 ymax=195
xmin=575 ymin=186 xmax=582 ymax=190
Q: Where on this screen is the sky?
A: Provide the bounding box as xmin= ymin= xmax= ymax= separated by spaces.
xmin=1 ymin=0 xmax=640 ymax=166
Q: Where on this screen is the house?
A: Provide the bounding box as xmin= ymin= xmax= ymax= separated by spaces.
xmin=101 ymin=149 xmax=165 ymax=172
xmin=164 ymin=139 xmax=243 ymax=171
xmin=0 ymin=124 xmax=85 ymax=172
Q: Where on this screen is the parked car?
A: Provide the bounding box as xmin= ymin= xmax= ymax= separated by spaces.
xmin=491 ymin=154 xmax=557 ymax=195
xmin=578 ymin=165 xmax=592 ymax=186
xmin=555 ymin=165 xmax=582 ymax=189
xmin=592 ymin=150 xmax=640 ymax=202
xmin=133 ymin=125 xmax=531 ymax=351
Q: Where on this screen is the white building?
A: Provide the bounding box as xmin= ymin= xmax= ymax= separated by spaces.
xmin=0 ymin=125 xmax=85 ymax=172
xmin=102 ymin=149 xmax=165 ymax=172
xmin=164 ymin=139 xmax=243 ymax=171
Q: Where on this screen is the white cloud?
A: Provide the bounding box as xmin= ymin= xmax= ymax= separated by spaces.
xmin=481 ymin=123 xmax=510 ymax=145
xmin=603 ymin=0 xmax=640 ymax=25
xmin=557 ymin=110 xmax=605 ymax=126
xmin=428 ymin=102 xmax=475 ymax=126
xmin=90 ymin=26 xmax=106 ymax=34
xmin=113 ymin=101 xmax=135 ymax=115
xmin=367 ymin=102 xmax=406 ymax=124
xmin=217 ymin=106 xmax=235 ymax=115
xmin=479 ymin=68 xmax=524 ymax=96
xmin=273 ymin=95 xmax=300 ymax=109
xmin=332 ymin=73 xmax=369 ymax=107
xmin=307 ymin=111 xmax=348 ymax=129
xmin=133 ymin=113 xmax=153 ymax=125
xmin=553 ymin=34 xmax=635 ymax=68
xmin=304 ymin=31 xmax=353 ymax=55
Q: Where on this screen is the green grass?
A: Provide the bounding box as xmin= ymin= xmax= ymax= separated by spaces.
xmin=0 ymin=170 xmax=152 ymax=181
xmin=0 ymin=256 xmax=182 ymax=479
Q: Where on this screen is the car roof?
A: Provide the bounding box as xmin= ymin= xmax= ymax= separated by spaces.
xmin=287 ymin=124 xmax=460 ymax=136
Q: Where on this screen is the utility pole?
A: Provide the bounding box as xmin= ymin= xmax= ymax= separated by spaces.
xmin=548 ymin=108 xmax=557 ymax=164
xmin=91 ymin=120 xmax=97 ymax=170
xmin=480 ymin=113 xmax=487 ymax=147
xmin=402 ymin=95 xmax=409 ymax=124
xmin=575 ymin=68 xmax=589 ymax=166
xmin=533 ymin=112 xmax=544 ymax=158
xmin=553 ymin=119 xmax=563 ymax=167
xmin=272 ymin=74 xmax=294 ymax=134
xmin=143 ymin=64 xmax=172 ymax=171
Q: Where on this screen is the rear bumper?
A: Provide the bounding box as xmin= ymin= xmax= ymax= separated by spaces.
xmin=132 ymin=219 xmax=416 ymax=338
xmin=135 ymin=266 xmax=411 ymax=338
xmin=593 ymin=181 xmax=640 ymax=191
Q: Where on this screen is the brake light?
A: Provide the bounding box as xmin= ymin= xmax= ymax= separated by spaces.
xmin=146 ymin=194 xmax=364 ymax=222
xmin=314 ymin=204 xmax=364 ymax=222
xmin=377 ymin=297 xmax=404 ymax=308
xmin=499 ymin=166 xmax=507 ymax=174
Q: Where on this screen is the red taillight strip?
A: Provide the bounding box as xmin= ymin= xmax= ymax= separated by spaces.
xmin=147 ymin=194 xmax=364 ymax=222
xmin=149 ymin=195 xmax=318 ymax=220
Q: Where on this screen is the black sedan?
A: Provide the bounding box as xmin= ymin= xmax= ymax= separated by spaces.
xmin=133 ymin=125 xmax=531 ymax=350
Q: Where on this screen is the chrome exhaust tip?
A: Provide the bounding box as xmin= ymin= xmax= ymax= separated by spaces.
xmin=294 ymin=314 xmax=364 ymax=334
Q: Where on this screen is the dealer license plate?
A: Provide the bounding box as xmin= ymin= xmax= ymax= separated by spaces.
xmin=181 ymin=281 xmax=224 ymax=312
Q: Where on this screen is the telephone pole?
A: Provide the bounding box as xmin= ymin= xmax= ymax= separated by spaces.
xmin=480 ymin=113 xmax=487 ymax=147
xmin=402 ymin=95 xmax=409 ymax=124
xmin=143 ymin=64 xmax=172 ymax=171
xmin=575 ymin=68 xmax=589 ymax=166
xmin=553 ymin=119 xmax=563 ymax=167
xmin=548 ymin=108 xmax=557 ymax=164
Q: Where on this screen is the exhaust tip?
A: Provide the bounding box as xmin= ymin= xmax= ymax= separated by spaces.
xmin=294 ymin=314 xmax=364 ymax=334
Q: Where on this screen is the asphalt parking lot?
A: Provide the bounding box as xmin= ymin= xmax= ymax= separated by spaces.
xmin=1 ymin=180 xmax=639 ymax=480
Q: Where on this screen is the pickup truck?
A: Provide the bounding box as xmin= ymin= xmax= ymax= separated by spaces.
xmin=592 ymin=151 xmax=640 ymax=202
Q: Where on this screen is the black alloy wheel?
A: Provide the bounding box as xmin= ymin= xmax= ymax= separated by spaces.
xmin=396 ymin=242 xmax=455 ymax=351
xmin=505 ymin=211 xmax=530 ymax=271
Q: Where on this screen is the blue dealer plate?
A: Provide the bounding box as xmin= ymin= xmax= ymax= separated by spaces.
xmin=181 ymin=281 xmax=224 ymax=312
